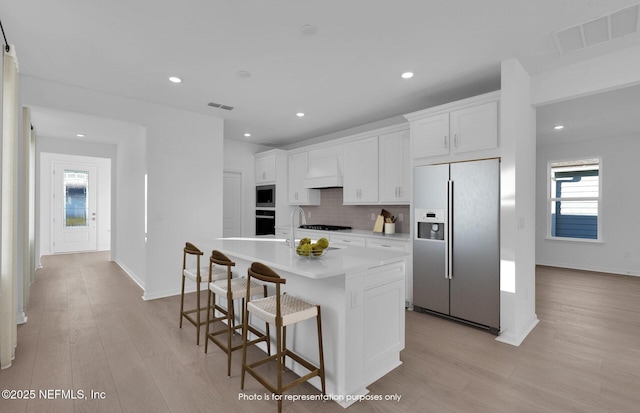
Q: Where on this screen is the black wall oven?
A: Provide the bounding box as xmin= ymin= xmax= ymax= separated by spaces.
xmin=256 ymin=185 xmax=276 ymax=208
xmin=256 ymin=210 xmax=276 ymax=236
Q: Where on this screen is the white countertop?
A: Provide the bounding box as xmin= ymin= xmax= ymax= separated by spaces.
xmin=276 ymin=226 xmax=410 ymax=241
xmin=194 ymin=237 xmax=408 ymax=279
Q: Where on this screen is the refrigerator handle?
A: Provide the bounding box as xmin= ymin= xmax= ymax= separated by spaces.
xmin=447 ymin=180 xmax=453 ymax=279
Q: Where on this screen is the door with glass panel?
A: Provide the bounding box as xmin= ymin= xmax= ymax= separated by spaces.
xmin=52 ymin=162 xmax=98 ymax=253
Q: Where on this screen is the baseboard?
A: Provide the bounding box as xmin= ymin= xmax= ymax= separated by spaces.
xmin=16 ymin=312 xmax=28 ymax=325
xmin=114 ymin=259 xmax=145 ymax=291
xmin=142 ymin=284 xmax=200 ymax=301
xmin=495 ymin=315 xmax=539 ymax=347
xmin=112 ymin=258 xmax=206 ymax=301
xmin=536 ymin=261 xmax=640 ymax=277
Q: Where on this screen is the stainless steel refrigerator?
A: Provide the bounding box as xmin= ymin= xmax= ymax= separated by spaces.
xmin=413 ymin=158 xmax=500 ymax=334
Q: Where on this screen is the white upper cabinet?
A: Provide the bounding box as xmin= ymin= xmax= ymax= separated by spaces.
xmin=411 ymin=113 xmax=450 ymax=159
xmin=288 ymin=152 xmax=320 ymax=205
xmin=406 ymin=92 xmax=499 ymax=162
xmin=379 ymin=129 xmax=410 ymax=204
xmin=343 ymin=136 xmax=379 ymax=204
xmin=450 ymin=101 xmax=498 ymax=153
xmin=255 ymin=153 xmax=276 ymax=184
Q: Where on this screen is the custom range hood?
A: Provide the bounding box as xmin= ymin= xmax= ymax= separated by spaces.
xmin=303 ymin=153 xmax=343 ymax=188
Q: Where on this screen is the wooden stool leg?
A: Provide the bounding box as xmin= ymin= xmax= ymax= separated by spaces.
xmin=276 ymin=322 xmax=283 ymax=413
xmin=282 ymin=325 xmax=287 ymax=372
xmin=196 ymin=281 xmax=201 ymax=345
xmin=317 ymin=306 xmax=326 ymax=395
xmin=240 ymin=302 xmax=249 ymax=390
xmin=179 ymin=274 xmax=185 ymax=328
xmin=204 ymin=289 xmax=212 ymax=353
xmin=227 ymin=293 xmax=233 ymax=377
xmin=263 ymin=286 xmax=271 ymax=356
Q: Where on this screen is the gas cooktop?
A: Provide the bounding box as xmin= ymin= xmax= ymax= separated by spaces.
xmin=298 ymin=224 xmax=352 ymax=231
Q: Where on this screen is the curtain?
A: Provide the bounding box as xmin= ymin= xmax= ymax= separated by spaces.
xmin=22 ymin=107 xmax=35 ymax=321
xmin=1 ymin=44 xmax=19 ymax=370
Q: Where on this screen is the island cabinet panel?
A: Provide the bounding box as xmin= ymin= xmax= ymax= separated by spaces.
xmin=362 ymin=262 xmax=405 ymax=376
xmin=345 ymin=261 xmax=405 ymax=396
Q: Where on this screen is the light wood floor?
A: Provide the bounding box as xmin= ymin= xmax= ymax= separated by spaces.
xmin=1 ymin=253 xmax=640 ymax=412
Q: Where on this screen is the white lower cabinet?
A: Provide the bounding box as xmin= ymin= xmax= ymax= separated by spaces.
xmin=365 ymin=237 xmax=408 ymax=252
xmin=329 ymin=233 xmax=366 ymax=248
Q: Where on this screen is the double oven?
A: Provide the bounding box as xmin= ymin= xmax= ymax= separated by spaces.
xmin=256 ymin=185 xmax=276 ymax=236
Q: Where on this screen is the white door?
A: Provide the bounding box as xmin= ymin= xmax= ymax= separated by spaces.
xmin=52 ymin=162 xmax=98 ymax=253
xmin=223 ymin=171 xmax=242 ymax=237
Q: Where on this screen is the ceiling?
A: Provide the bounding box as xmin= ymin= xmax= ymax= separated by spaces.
xmin=3 ymin=1 xmax=640 ymax=147
xmin=537 ymin=83 xmax=640 ymax=145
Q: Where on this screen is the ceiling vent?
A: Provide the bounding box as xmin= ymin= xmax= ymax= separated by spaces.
xmin=207 ymin=102 xmax=234 ymax=111
xmin=553 ymin=4 xmax=640 ymax=54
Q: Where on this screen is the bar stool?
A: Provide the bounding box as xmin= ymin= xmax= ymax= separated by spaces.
xmin=205 ymin=250 xmax=271 ymax=377
xmin=179 ymin=242 xmax=226 ymax=345
xmin=241 ymin=262 xmax=326 ymax=413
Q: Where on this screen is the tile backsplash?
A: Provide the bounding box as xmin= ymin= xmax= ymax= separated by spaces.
xmin=301 ymin=188 xmax=410 ymax=233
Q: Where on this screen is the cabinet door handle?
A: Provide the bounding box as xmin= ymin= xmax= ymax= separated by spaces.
xmin=454 ymin=134 xmax=458 ymax=148
xmin=444 ymin=136 xmax=448 ymax=149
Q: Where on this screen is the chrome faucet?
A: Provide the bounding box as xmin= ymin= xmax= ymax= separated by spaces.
xmin=290 ymin=206 xmax=307 ymax=250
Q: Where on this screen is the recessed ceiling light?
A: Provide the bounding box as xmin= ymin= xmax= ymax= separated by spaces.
xmin=299 ymin=24 xmax=319 ymax=36
xmin=169 ymin=76 xmax=182 ymax=83
xmin=237 ymin=70 xmax=252 ymax=78
xmin=554 ymin=125 xmax=565 ymax=130
xmin=401 ymin=72 xmax=414 ymax=79
xmin=76 ymin=133 xmax=85 ymax=138
xmin=296 ymin=112 xmax=305 ymax=117
xmin=244 ymin=133 xmax=251 ymax=137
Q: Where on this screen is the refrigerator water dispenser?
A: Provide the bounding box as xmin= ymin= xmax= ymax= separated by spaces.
xmin=415 ymin=209 xmax=446 ymax=240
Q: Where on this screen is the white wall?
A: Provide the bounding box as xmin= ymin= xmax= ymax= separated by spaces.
xmin=20 ymin=75 xmax=224 ymax=300
xmin=497 ymin=59 xmax=539 ymax=346
xmin=532 ymin=45 xmax=640 ymax=106
xmin=114 ymin=126 xmax=147 ymax=288
xmin=37 ymin=151 xmax=112 ymax=257
xmin=536 ymin=134 xmax=640 ymax=275
xmin=223 ymin=139 xmax=272 ymax=237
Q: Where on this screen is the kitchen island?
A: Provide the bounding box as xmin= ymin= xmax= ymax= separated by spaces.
xmin=194 ymin=237 xmax=407 ymax=408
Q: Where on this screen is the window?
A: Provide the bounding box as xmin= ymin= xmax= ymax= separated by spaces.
xmin=64 ymin=169 xmax=89 ymax=227
xmin=548 ymin=158 xmax=600 ymax=240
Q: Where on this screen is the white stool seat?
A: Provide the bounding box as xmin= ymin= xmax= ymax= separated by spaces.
xmin=210 ymin=277 xmax=264 ymax=300
xmin=248 ymin=294 xmax=318 ymax=327
xmin=184 ymin=266 xmax=226 ymax=283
